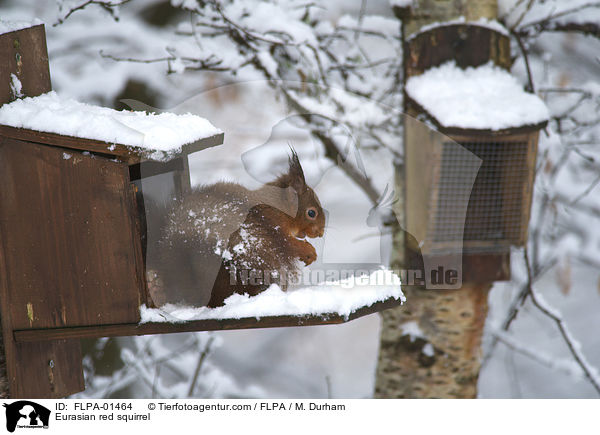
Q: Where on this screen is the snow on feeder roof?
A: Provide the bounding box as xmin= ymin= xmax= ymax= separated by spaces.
xmin=405 ymin=61 xmax=549 ymax=131
xmin=0 ymin=18 xmax=43 ymax=35
xmin=0 ymin=91 xmax=222 ymax=161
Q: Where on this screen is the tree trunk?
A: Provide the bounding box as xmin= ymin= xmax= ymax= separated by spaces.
xmin=375 ymin=284 xmax=490 ymax=398
xmin=375 ymin=0 xmax=498 ymax=399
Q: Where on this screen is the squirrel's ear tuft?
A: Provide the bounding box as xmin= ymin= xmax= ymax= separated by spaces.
xmin=288 ymin=148 xmax=306 ymax=191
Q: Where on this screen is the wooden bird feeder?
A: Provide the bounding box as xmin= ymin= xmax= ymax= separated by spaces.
xmin=0 ymin=23 xmax=403 ymax=398
xmin=401 ymin=22 xmax=549 ymax=285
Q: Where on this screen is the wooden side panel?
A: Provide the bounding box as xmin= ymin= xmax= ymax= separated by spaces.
xmin=404 ymin=114 xmax=443 ymax=253
xmin=0 ymin=23 xmax=85 ymax=399
xmin=0 ymin=137 xmax=142 ymax=330
xmin=10 ymin=340 xmax=84 ymax=398
xmin=0 ymin=25 xmax=51 ymax=105
xmin=173 ymin=155 xmax=192 ymax=193
xmin=518 ymin=132 xmax=539 ymax=246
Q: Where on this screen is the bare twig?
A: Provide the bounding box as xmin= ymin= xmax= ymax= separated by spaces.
xmin=251 ymin=54 xmax=384 ymax=206
xmin=481 ymin=257 xmax=557 ymax=368
xmin=187 ymin=336 xmax=215 ymax=397
xmin=99 ymin=50 xmax=175 ymax=64
xmin=521 ymin=21 xmax=600 ymax=38
xmin=152 ymin=364 xmax=161 ymax=399
xmin=509 ymin=28 xmax=535 ymax=93
xmin=325 ymin=375 xmax=333 ymax=399
xmin=510 ymin=0 xmax=536 ymax=30
xmin=99 ymin=50 xmax=229 ymax=72
xmin=554 ymin=193 xmax=600 ymax=218
xmin=493 ymin=330 xmax=584 ymax=378
xmin=570 ymin=172 xmax=600 ymax=205
xmin=500 ymin=0 xmax=529 ymax=22
xmin=518 ymin=1 xmax=600 ymax=32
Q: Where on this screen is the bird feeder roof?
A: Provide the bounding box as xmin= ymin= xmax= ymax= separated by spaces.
xmin=0 ymin=91 xmax=223 ymax=162
xmin=0 ymin=18 xmax=43 ymax=35
xmin=405 ymin=61 xmax=550 ymax=132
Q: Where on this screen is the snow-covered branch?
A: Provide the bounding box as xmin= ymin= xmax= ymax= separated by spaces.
xmin=96 ymin=0 xmax=402 ymax=205
xmin=524 ymin=247 xmax=600 ymax=393
xmin=492 ymin=329 xmax=584 ymax=379
xmin=54 ymin=0 xmax=132 ymax=26
xmin=483 ymin=1 xmax=600 ymax=396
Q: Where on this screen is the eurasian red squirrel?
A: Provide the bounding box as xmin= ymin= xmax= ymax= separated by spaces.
xmin=150 ymin=150 xmax=325 ymax=307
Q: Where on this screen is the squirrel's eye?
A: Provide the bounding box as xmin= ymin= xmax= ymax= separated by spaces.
xmin=306 ymin=208 xmax=317 ymax=220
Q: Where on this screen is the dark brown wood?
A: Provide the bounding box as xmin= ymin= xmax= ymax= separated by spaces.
xmin=13 ymin=297 xmax=404 ymax=343
xmin=0 ymin=140 xmax=85 ymax=397
xmin=400 ymin=0 xmax=499 ymax=37
xmin=0 ymin=137 xmax=142 ymax=330
xmin=0 ymin=24 xmax=51 ymax=105
xmin=0 ymin=24 xmax=84 ymax=399
xmin=10 ymin=340 xmax=84 ymax=398
xmin=129 ymin=157 xmax=185 ymax=181
xmin=403 ymin=24 xmax=511 ymax=79
xmin=462 ymin=251 xmax=510 ymax=283
xmin=129 ymin=181 xmax=149 ymax=325
xmin=421 ymin=252 xmax=511 ymax=284
xmin=173 ymin=155 xmax=192 ymax=193
xmin=519 ymin=132 xmax=539 ymax=244
xmin=0 ymin=125 xmax=224 ymax=164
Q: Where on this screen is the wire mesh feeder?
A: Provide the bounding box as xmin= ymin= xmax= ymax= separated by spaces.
xmin=431 ymin=139 xmax=532 ymax=250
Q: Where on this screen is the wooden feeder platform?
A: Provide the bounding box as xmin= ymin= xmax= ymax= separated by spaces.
xmin=13 ymin=298 xmax=401 ymax=343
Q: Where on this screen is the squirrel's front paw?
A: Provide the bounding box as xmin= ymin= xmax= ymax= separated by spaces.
xmin=298 ymin=241 xmax=317 ymax=266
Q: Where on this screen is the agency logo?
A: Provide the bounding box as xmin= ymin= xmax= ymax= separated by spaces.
xmin=3 ymin=401 xmax=50 ymax=432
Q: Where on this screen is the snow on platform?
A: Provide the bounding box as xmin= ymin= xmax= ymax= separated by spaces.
xmin=406 ymin=61 xmax=549 ymax=131
xmin=140 ymin=269 xmax=405 ymax=323
xmin=0 ymin=91 xmax=222 ymax=160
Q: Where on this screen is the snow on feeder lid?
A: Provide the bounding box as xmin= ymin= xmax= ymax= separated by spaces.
xmin=405 ymin=61 xmax=549 ymax=133
xmin=0 ymin=18 xmax=43 ymax=35
xmin=405 ymin=17 xmax=510 ymax=41
xmin=0 ymin=91 xmax=223 ymax=162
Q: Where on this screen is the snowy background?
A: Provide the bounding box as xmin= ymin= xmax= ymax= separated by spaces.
xmin=1 ymin=0 xmax=599 ymax=398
